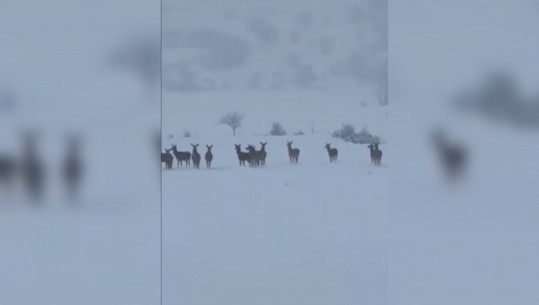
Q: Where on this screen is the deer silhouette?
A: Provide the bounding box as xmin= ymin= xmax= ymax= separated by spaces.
xmin=259 ymin=142 xmax=267 ymax=166
xmin=171 ymin=144 xmax=191 ymax=167
xmin=367 ymin=144 xmax=376 ymax=165
xmin=191 ymin=144 xmax=201 ymax=169
xmin=286 ymin=141 xmax=300 ymax=164
xmin=325 ymin=143 xmax=338 ymax=162
xmin=205 ymin=145 xmax=213 ymax=168
xmin=431 ymin=131 xmax=466 ymax=180
xmin=0 ymin=155 xmax=17 ymax=192
xmin=368 ymin=143 xmax=382 ymax=166
xmin=235 ymin=144 xmax=250 ymax=167
xmin=161 ymin=148 xmax=173 ymax=169
xmin=21 ymin=134 xmax=45 ymax=201
xmin=62 ymin=135 xmax=83 ymax=199
xmin=246 ymin=145 xmax=263 ymax=167
xmin=374 ymin=143 xmax=382 ymax=166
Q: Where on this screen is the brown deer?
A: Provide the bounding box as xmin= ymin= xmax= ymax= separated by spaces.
xmin=191 ymin=144 xmax=201 ymax=169
xmin=286 ymin=141 xmax=300 ymax=164
xmin=171 ymin=144 xmax=191 ymax=167
xmin=205 ymin=145 xmax=213 ymax=168
xmin=234 ymin=144 xmax=250 ymax=167
xmin=325 ymin=143 xmax=338 ymax=162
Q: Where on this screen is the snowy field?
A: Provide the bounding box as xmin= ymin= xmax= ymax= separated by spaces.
xmin=161 ymin=0 xmax=388 ymax=302
xmin=162 ymin=91 xmax=389 ymax=305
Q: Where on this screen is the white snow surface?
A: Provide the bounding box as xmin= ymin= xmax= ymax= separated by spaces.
xmin=162 ymin=90 xmax=389 ymax=305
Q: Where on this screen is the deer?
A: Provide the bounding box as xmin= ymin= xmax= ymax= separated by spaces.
xmin=246 ymin=145 xmax=263 ymax=167
xmin=325 ymin=143 xmax=338 ymax=162
xmin=205 ymin=145 xmax=213 ymax=168
xmin=161 ymin=148 xmax=173 ymax=169
xmin=191 ymin=143 xmax=201 ymax=169
xmin=170 ymin=144 xmax=191 ymax=167
xmin=62 ymin=135 xmax=83 ymax=199
xmin=368 ymin=143 xmax=382 ymax=166
xmin=0 ymin=155 xmax=17 ymax=192
xmin=431 ymin=130 xmax=466 ymax=181
xmin=374 ymin=143 xmax=382 ymax=166
xmin=286 ymin=141 xmax=300 ymax=164
xmin=259 ymin=142 xmax=267 ymax=166
xmin=234 ymin=144 xmax=250 ymax=167
xmin=20 ymin=133 xmax=45 ymax=201
xmin=367 ymin=144 xmax=376 ymax=165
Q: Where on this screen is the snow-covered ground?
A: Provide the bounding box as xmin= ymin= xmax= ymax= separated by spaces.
xmin=162 ymin=91 xmax=389 ymax=305
xmin=161 ymin=0 xmax=388 ymax=302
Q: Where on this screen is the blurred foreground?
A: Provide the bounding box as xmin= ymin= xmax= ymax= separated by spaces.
xmin=390 ymin=1 xmax=539 ymax=304
xmin=0 ymin=1 xmax=160 ymax=304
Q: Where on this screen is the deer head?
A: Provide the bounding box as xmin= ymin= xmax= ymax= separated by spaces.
xmin=325 ymin=143 xmax=331 ymax=149
xmin=206 ymin=145 xmax=213 ymax=151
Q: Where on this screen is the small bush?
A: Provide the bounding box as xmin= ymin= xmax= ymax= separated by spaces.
xmin=270 ymin=122 xmax=287 ymax=136
xmin=332 ymin=124 xmax=381 ymax=144
xmin=294 ymin=130 xmax=305 ymax=136
xmin=332 ymin=123 xmax=356 ymax=141
xmin=183 ymin=130 xmax=192 ymax=138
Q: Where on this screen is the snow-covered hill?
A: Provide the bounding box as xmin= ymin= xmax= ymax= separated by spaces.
xmin=163 ymin=0 xmax=386 ymax=96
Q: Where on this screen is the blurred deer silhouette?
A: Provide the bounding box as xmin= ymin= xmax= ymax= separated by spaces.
xmin=259 ymin=142 xmax=267 ymax=166
xmin=431 ymin=130 xmax=467 ymax=181
xmin=286 ymin=141 xmax=300 ymax=164
xmin=191 ymin=144 xmax=201 ymax=169
xmin=205 ymin=145 xmax=213 ymax=168
xmin=235 ymin=144 xmax=249 ymax=166
xmin=374 ymin=143 xmax=382 ymax=166
xmin=171 ymin=144 xmax=191 ymax=167
xmin=368 ymin=143 xmax=382 ymax=166
xmin=161 ymin=148 xmax=173 ymax=169
xmin=62 ymin=135 xmax=84 ymax=199
xmin=246 ymin=145 xmax=263 ymax=167
xmin=21 ymin=133 xmax=45 ymax=201
xmin=0 ymin=155 xmax=17 ymax=193
xmin=325 ymin=143 xmax=338 ymax=162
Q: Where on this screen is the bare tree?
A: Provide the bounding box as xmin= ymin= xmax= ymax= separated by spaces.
xmin=219 ymin=112 xmax=245 ymax=136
